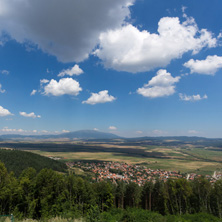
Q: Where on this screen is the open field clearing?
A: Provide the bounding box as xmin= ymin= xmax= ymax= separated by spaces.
xmin=25 ymin=150 xmax=147 ymax=163
xmin=181 ymin=148 xmax=222 ymax=162
xmin=26 ymin=149 xmax=222 ymax=175
xmin=1 ymin=141 xmax=222 ymax=175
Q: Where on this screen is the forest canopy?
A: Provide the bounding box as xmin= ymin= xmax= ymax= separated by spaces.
xmin=0 ymin=160 xmax=222 ymax=221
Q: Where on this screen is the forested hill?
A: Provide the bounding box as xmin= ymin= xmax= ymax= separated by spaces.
xmin=0 ymin=149 xmax=67 ymax=176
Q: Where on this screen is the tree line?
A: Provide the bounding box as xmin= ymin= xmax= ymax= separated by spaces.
xmin=0 ymin=161 xmax=222 ymax=221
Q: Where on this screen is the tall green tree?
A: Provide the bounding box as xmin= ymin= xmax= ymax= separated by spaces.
xmin=190 ymin=177 xmax=212 ymax=213
xmin=0 ymin=161 xmax=18 ymax=215
xmin=13 ymin=168 xmax=37 ymax=219
xmin=175 ymin=178 xmax=192 ymax=215
xmin=141 ymin=181 xmax=154 ymax=211
xmin=94 ymin=181 xmax=114 ymax=212
xmin=165 ymin=179 xmax=180 ymax=214
xmin=115 ymin=181 xmax=126 ymax=209
xmin=152 ymin=180 xmax=168 ymax=215
xmin=211 ymin=180 xmax=222 ymax=218
xmin=125 ymin=182 xmax=141 ymax=208
xmin=33 ymin=168 xmax=65 ymax=218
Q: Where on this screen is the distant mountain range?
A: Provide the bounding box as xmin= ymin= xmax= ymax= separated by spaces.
xmin=58 ymin=130 xmax=121 ymax=139
xmin=0 ymin=130 xmax=121 ymax=140
xmin=1 ymin=130 xmax=222 ymax=143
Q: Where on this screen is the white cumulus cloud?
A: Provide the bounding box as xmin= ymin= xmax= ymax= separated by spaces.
xmin=40 ymin=79 xmax=49 ymax=85
xmin=95 ymin=16 xmax=217 ymax=73
xmin=188 ymin=130 xmax=199 ymax=134
xmin=0 ymin=106 xmax=12 ymax=116
xmin=179 ymin=93 xmax=208 ymax=101
xmin=109 ymin=126 xmax=117 ymax=130
xmin=184 ymin=55 xmax=222 ymax=75
xmin=136 ymin=130 xmax=143 ymax=134
xmin=82 ymin=90 xmax=116 ymax=105
xmin=43 ymin=78 xmax=82 ymax=96
xmin=41 ymin=130 xmax=49 ymax=134
xmin=62 ymin=130 xmax=70 ymax=133
xmin=0 ymin=127 xmax=25 ymax=133
xmin=152 ymin=129 xmax=165 ymax=135
xmin=137 ymin=69 xmax=180 ymax=98
xmin=0 ymin=0 xmax=134 ymax=63
xmin=30 ymin=89 xmax=37 ymax=96
xmin=58 ymin=65 xmax=83 ymax=77
xmin=19 ymin=111 xmax=41 ymax=118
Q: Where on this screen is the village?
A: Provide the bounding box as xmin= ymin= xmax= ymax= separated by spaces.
xmin=66 ymin=161 xmax=221 ymax=185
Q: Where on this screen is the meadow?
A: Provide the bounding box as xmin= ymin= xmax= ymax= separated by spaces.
xmin=1 ymin=139 xmax=221 ymax=175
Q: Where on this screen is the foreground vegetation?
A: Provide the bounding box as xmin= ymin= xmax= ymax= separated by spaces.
xmin=0 ymin=161 xmax=222 ymax=221
xmin=1 ymin=211 xmax=222 ymax=222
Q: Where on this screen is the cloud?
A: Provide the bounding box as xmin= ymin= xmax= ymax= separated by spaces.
xmin=19 ymin=111 xmax=41 ymax=118
xmin=152 ymin=129 xmax=166 ymax=135
xmin=58 ymin=65 xmax=83 ymax=77
xmin=109 ymin=126 xmax=117 ymax=130
xmin=137 ymin=69 xmax=180 ymax=98
xmin=82 ymin=90 xmax=116 ymax=105
xmin=136 ymin=130 xmax=143 ymax=134
xmin=95 ymin=15 xmax=217 ymax=73
xmin=0 ymin=128 xmax=40 ymax=135
xmin=41 ymin=130 xmax=49 ymax=134
xmin=0 ymin=127 xmax=25 ymax=133
xmin=43 ymin=78 xmax=82 ymax=96
xmin=93 ymin=128 xmax=99 ymax=131
xmin=184 ymin=55 xmax=222 ymax=75
xmin=179 ymin=93 xmax=208 ymax=101
xmin=40 ymin=79 xmax=49 ymax=84
xmin=0 ymin=0 xmax=134 ymax=63
xmin=0 ymin=83 xmax=5 ymax=93
xmin=30 ymin=89 xmax=37 ymax=96
xmin=62 ymin=130 xmax=70 ymax=133
xmin=0 ymin=106 xmax=12 ymax=116
xmin=188 ymin=130 xmax=199 ymax=134
xmin=1 ymin=70 xmax=9 ymax=75
xmin=182 ymin=6 xmax=187 ymax=14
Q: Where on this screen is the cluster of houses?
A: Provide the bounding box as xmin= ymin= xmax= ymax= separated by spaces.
xmin=66 ymin=161 xmax=218 ymax=185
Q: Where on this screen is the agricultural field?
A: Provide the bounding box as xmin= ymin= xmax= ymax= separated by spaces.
xmin=1 ymin=139 xmax=222 ymax=175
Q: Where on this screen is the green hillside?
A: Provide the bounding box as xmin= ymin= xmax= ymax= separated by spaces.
xmin=0 ymin=149 xmax=67 ymax=176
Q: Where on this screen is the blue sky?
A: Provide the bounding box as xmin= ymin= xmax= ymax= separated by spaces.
xmin=0 ymin=0 xmax=222 ymax=137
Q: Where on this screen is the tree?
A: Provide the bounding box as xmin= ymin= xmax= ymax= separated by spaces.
xmin=125 ymin=182 xmax=141 ymax=208
xmin=165 ymin=179 xmax=179 ymax=214
xmin=115 ymin=181 xmax=126 ymax=209
xmin=152 ymin=180 xmax=168 ymax=215
xmin=141 ymin=181 xmax=153 ymax=211
xmin=190 ymin=177 xmax=212 ymax=213
xmin=211 ymin=180 xmax=222 ymax=218
xmin=0 ymin=161 xmax=18 ymax=215
xmin=175 ymin=178 xmax=192 ymax=215
xmin=33 ymin=168 xmax=65 ymax=218
xmin=94 ymin=181 xmax=114 ymax=212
